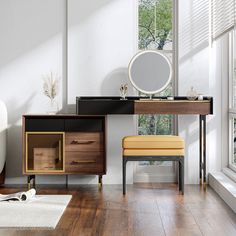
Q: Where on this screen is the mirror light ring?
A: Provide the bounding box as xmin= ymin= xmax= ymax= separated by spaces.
xmin=128 ymin=50 xmax=172 ymax=95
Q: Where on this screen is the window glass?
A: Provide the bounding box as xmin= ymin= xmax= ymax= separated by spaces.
xmin=229 ymin=31 xmax=236 ymax=172
xmin=233 ymin=30 xmax=236 ymax=108
xmin=138 ymin=0 xmax=174 ymax=166
xmin=232 ymin=118 xmax=236 ymax=167
xmin=138 ymin=0 xmax=173 ymax=50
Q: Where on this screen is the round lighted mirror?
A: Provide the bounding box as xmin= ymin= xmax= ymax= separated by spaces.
xmin=128 ymin=50 xmax=172 ymax=96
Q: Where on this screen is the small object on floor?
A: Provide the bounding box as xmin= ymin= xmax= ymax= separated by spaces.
xmin=0 ymin=188 xmax=36 ymax=202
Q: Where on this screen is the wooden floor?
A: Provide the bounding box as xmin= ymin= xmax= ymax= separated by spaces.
xmin=0 ymin=184 xmax=236 ymax=236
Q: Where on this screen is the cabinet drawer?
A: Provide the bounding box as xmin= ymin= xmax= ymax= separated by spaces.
xmin=65 ymin=132 xmax=104 ymax=152
xmin=25 ymin=118 xmax=64 ymax=131
xmin=65 ymin=118 xmax=103 ymax=132
xmin=65 ymin=152 xmax=104 ymax=173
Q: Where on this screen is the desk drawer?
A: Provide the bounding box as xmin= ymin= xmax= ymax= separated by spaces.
xmin=65 ymin=132 xmax=104 ymax=152
xmin=65 ymin=118 xmax=103 ymax=132
xmin=25 ymin=118 xmax=64 ymax=131
xmin=65 ymin=152 xmax=104 ymax=173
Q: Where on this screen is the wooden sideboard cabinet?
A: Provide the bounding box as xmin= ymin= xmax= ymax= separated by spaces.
xmin=22 ymin=115 xmax=106 ymax=188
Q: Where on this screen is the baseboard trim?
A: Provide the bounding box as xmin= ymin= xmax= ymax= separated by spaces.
xmin=134 ymin=173 xmax=176 ymax=183
xmin=223 ymin=167 xmax=236 ymax=182
xmin=209 ymin=172 xmax=236 ymax=213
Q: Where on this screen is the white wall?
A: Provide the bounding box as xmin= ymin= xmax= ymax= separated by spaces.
xmin=0 ymin=0 xmax=65 ymax=184
xmin=68 ymin=0 xmax=137 ymax=184
xmin=0 ymin=0 xmax=137 ymax=185
xmin=0 ymin=0 xmax=224 ymax=185
xmin=68 ymin=0 xmax=136 ymax=102
xmin=179 ymin=0 xmax=223 ymax=183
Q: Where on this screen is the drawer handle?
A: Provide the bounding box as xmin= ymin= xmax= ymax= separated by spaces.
xmin=71 ymin=140 xmax=95 ymax=145
xmin=70 ymin=160 xmax=96 ymax=165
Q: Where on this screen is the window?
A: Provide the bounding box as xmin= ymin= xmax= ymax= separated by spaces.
xmin=229 ymin=29 xmax=236 ymax=172
xmin=138 ymin=0 xmax=174 ymax=142
xmin=134 ymin=0 xmax=177 ymax=181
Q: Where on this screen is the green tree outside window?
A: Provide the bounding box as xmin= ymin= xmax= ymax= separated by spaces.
xmin=138 ymin=0 xmax=173 ymax=165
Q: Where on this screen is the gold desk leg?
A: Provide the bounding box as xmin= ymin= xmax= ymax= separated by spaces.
xmin=32 ymin=176 xmax=36 ymax=189
xmin=98 ymin=175 xmax=103 ymax=190
xmin=27 ymin=175 xmax=36 ymax=190
xmin=27 ymin=176 xmax=31 ymax=190
xmin=199 ymin=178 xmax=202 ymax=185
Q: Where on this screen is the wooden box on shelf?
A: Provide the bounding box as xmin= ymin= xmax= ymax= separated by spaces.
xmin=33 ymin=148 xmax=57 ymax=170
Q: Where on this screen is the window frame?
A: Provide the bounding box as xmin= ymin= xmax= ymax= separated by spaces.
xmin=229 ymin=30 xmax=236 ymax=172
xmin=136 ymin=0 xmax=177 ymax=136
xmin=229 ymin=114 xmax=236 ymax=172
xmin=134 ymin=0 xmax=178 ymax=181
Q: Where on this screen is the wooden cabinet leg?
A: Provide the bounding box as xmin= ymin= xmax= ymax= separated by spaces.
xmin=98 ymin=175 xmax=103 ymax=190
xmin=27 ymin=176 xmax=31 ymax=190
xmin=66 ymin=175 xmax=68 ymax=188
xmin=32 ymin=175 xmax=36 ymax=189
xmin=27 ymin=175 xmax=35 ymax=190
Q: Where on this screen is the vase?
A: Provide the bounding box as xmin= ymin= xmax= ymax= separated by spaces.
xmin=186 ymin=86 xmax=197 ymax=100
xmin=47 ymin=99 xmax=58 ymax=114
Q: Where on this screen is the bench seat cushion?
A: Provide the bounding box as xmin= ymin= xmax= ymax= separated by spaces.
xmin=123 ymin=148 xmax=184 ymax=156
xmin=123 ymin=135 xmax=184 ymax=149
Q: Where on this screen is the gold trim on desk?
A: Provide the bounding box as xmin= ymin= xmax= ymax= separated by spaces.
xmin=25 ymin=132 xmax=65 ymax=173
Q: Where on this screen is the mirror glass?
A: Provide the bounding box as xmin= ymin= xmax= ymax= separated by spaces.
xmin=128 ymin=50 xmax=172 ymax=95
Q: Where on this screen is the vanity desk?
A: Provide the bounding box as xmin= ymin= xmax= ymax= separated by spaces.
xmin=76 ymin=96 xmax=213 ymax=186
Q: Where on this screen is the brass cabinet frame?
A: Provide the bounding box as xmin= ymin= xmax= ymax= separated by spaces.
xmin=25 ymin=132 xmax=65 ymax=174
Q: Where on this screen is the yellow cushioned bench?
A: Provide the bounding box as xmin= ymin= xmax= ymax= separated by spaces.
xmin=122 ymin=135 xmax=185 ymax=195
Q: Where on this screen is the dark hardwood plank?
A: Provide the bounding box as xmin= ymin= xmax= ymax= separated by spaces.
xmin=0 ymin=185 xmax=235 ymax=236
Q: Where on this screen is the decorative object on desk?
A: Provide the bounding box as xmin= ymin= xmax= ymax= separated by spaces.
xmin=0 ymin=100 xmax=7 ymax=185
xmin=186 ymin=86 xmax=198 ymax=100
xmin=128 ymin=50 xmax=172 ymax=99
xmin=120 ymin=83 xmax=128 ymax=100
xmin=198 ymin=94 xmax=204 ymax=101
xmin=167 ymin=96 xmax=174 ymax=100
xmin=42 ymin=72 xmax=60 ymax=114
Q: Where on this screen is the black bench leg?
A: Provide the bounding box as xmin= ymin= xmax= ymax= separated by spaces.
xmin=179 ymin=159 xmax=184 ymax=194
xmin=178 ymin=161 xmax=182 ymax=192
xmin=123 ymin=157 xmax=127 ymax=195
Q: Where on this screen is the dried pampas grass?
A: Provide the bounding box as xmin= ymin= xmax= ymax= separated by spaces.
xmin=42 ymin=72 xmax=60 ymax=100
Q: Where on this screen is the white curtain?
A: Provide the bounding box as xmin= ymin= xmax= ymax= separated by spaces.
xmin=211 ymin=0 xmax=235 ymax=40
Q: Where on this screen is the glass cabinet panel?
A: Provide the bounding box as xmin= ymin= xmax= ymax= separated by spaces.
xmin=26 ymin=132 xmax=64 ymax=172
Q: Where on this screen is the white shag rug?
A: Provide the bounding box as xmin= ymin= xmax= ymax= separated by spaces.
xmin=0 ymin=195 xmax=72 ymax=229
